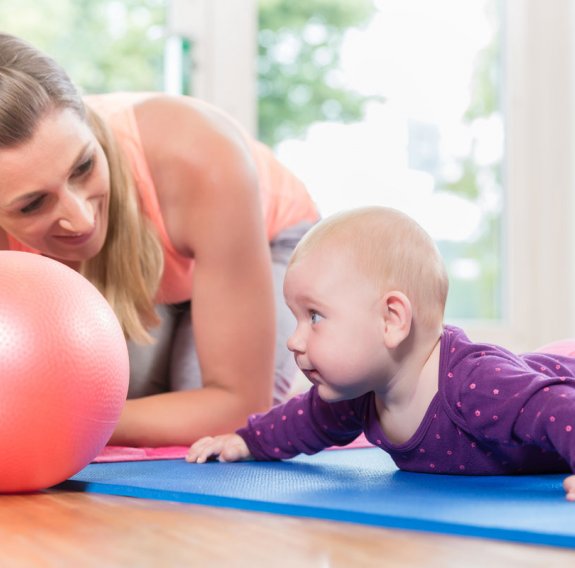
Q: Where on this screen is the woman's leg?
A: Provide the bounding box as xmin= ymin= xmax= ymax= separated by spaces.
xmin=535 ymin=339 xmax=575 ymax=357
xmin=169 ymin=221 xmax=316 ymax=403
xmin=125 ymin=304 xmax=179 ymax=398
xmin=167 ymin=302 xmax=202 ymax=391
xmin=268 ymin=221 xmax=316 ymax=403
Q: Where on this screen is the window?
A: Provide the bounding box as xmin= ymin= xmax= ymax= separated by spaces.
xmin=182 ymin=0 xmax=575 ymax=352
xmin=259 ymin=1 xmax=504 ymax=326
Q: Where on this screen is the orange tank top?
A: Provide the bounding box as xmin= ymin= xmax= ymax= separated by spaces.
xmin=9 ymin=92 xmax=318 ymax=304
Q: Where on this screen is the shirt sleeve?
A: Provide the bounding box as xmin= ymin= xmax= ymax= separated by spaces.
xmin=446 ymin=351 xmax=575 ymax=470
xmin=236 ymin=386 xmax=365 ymax=460
xmin=512 ymin=382 xmax=575 ymax=469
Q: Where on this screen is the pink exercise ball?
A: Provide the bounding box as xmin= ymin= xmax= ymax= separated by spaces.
xmin=0 ymin=251 xmax=129 ymax=493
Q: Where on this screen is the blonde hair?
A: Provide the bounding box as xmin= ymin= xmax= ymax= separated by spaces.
xmin=0 ymin=32 xmax=163 ymax=343
xmin=291 ymin=206 xmax=449 ymax=329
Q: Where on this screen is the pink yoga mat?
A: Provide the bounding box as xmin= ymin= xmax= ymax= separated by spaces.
xmin=94 ymin=433 xmax=373 ymax=463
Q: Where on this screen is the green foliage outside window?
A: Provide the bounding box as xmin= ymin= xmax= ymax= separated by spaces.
xmin=436 ymin=8 xmax=502 ymax=320
xmin=0 ymin=0 xmax=375 ymax=146
xmin=0 ymin=0 xmax=165 ymax=94
xmin=257 ymin=0 xmax=377 ymax=147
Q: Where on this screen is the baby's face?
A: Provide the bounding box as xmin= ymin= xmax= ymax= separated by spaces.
xmin=284 ymin=249 xmax=390 ymax=402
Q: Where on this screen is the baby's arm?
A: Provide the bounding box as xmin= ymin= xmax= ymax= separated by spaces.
xmin=186 ymin=434 xmax=252 ymax=463
xmin=513 ymin=385 xmax=575 ymax=501
xmin=453 ymin=351 xmax=575 ymax=500
xmin=187 ymin=387 xmax=365 ymax=464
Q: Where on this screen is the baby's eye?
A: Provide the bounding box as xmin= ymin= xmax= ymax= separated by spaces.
xmin=310 ymin=311 xmax=324 ymax=325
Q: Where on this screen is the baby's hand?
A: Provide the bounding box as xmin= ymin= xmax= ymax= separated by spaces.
xmin=564 ymin=474 xmax=575 ymax=501
xmin=186 ymin=433 xmax=252 ymax=464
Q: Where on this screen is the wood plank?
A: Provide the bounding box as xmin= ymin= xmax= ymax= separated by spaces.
xmin=0 ymin=491 xmax=573 ymax=566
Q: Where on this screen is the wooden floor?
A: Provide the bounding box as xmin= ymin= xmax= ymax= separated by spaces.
xmin=0 ymin=490 xmax=574 ymax=567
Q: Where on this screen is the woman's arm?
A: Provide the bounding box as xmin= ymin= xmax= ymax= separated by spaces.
xmin=109 ymin=95 xmax=276 ymax=446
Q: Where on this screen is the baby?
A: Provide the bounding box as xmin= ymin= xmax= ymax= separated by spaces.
xmin=187 ymin=206 xmax=575 ymax=500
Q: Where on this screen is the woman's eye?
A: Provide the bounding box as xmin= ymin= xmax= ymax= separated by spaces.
xmin=310 ymin=311 xmax=323 ymax=325
xmin=20 ymin=195 xmax=46 ymax=214
xmin=72 ymin=157 xmax=94 ymax=178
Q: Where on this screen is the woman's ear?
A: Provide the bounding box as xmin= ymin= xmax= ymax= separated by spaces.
xmin=381 ymin=291 xmax=412 ymax=349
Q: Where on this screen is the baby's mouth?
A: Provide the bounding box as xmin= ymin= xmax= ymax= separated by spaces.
xmin=301 ymin=368 xmax=321 ymax=384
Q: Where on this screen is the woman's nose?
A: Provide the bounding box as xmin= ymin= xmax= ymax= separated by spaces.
xmin=57 ymin=190 xmax=95 ymax=233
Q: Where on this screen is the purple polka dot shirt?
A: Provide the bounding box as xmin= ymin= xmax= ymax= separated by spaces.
xmin=237 ymin=326 xmax=575 ymax=475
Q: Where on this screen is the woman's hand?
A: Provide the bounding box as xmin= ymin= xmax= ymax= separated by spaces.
xmin=186 ymin=433 xmax=252 ymax=464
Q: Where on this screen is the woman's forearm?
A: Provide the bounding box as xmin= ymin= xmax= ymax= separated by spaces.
xmin=109 ymin=385 xmax=272 ymax=447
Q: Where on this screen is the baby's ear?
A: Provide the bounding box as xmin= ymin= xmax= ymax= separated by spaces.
xmin=381 ymin=291 xmax=412 ymax=349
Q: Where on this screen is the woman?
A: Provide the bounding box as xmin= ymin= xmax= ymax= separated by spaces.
xmin=0 ymin=33 xmax=319 ymax=446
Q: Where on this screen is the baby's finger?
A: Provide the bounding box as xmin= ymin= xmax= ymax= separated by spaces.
xmin=186 ymin=436 xmax=217 ymax=463
xmin=189 ymin=445 xmax=218 ymax=463
xmin=562 ymin=475 xmax=575 ymax=501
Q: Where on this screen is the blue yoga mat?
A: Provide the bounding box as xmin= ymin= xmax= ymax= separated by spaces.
xmin=58 ymin=447 xmax=575 ymax=548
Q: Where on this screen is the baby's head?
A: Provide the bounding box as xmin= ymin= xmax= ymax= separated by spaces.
xmin=289 ymin=206 xmax=449 ymax=331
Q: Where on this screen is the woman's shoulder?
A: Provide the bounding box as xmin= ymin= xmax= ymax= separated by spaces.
xmin=133 ymin=94 xmax=253 ymax=183
xmin=85 ymin=92 xmax=247 ymax=139
xmin=135 ymin=94 xmax=247 ymax=145
xmin=84 ymin=92 xmax=158 ymax=117
xmin=0 ymin=230 xmax=39 ymax=253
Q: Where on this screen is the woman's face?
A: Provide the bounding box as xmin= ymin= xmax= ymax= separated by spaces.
xmin=0 ymin=108 xmax=110 ymax=267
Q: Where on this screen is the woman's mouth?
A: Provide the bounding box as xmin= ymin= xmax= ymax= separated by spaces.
xmin=53 ymin=227 xmax=95 ymax=246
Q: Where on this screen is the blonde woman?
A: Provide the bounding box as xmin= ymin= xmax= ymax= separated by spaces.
xmin=0 ymin=33 xmax=319 ymax=446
